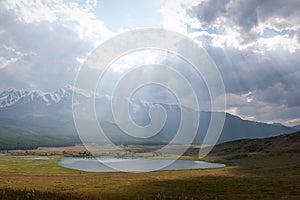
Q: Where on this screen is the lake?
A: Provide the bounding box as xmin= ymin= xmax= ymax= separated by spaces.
xmin=58 ymin=157 xmax=225 ymax=172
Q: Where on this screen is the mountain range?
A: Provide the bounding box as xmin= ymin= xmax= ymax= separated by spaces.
xmin=0 ymin=86 xmax=297 ymax=149
xmin=293 ymin=124 xmax=300 ymax=130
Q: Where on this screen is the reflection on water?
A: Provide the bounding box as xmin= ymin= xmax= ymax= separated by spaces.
xmin=58 ymin=157 xmax=225 ymax=172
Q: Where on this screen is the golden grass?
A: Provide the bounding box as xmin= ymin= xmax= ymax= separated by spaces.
xmin=0 ymin=142 xmax=299 ymax=199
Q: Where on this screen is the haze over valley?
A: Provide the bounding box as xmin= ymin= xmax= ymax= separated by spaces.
xmin=0 ymin=86 xmax=297 ymax=150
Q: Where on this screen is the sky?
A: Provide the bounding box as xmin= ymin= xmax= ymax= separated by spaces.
xmin=0 ymin=0 xmax=299 ymax=126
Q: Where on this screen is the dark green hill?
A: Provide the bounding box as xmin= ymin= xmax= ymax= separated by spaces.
xmin=210 ymin=131 xmax=300 ymax=156
xmin=0 ymin=125 xmax=79 ymax=150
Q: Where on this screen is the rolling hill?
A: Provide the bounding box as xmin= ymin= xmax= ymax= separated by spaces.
xmin=0 ymin=125 xmax=79 ymax=150
xmin=209 ymin=131 xmax=300 ymax=156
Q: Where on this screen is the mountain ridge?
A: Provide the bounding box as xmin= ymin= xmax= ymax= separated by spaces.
xmin=293 ymin=124 xmax=300 ymax=130
xmin=0 ymin=85 xmax=73 ymax=108
xmin=0 ymin=86 xmax=297 ymax=149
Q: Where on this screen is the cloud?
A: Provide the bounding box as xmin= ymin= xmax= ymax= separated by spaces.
xmin=0 ymin=0 xmax=299 ymax=126
xmin=0 ymin=45 xmax=25 ymax=69
xmin=98 ymin=49 xmax=211 ymax=110
xmin=187 ymin=0 xmax=300 ymax=50
xmin=160 ymin=0 xmax=200 ymax=34
xmin=0 ymin=0 xmax=111 ymax=91
xmin=160 ymin=0 xmax=300 ymax=126
xmin=205 ymin=45 xmax=300 ymax=125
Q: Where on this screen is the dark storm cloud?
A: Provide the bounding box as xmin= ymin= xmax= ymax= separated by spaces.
xmin=189 ymin=0 xmax=300 ymax=43
xmin=188 ymin=0 xmax=230 ymax=26
xmin=204 ymin=46 xmax=300 ymax=96
xmin=174 ymin=0 xmax=300 ymax=124
xmin=173 ymin=39 xmax=300 ymax=121
xmin=189 ymin=31 xmax=300 ymax=124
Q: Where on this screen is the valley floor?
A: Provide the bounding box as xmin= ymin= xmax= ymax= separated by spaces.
xmin=0 ymin=134 xmax=299 ymax=199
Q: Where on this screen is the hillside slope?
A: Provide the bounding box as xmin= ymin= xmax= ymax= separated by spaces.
xmin=209 ymin=131 xmax=300 ymax=156
xmin=293 ymin=124 xmax=300 ymax=130
xmin=0 ymin=125 xmax=79 ymax=150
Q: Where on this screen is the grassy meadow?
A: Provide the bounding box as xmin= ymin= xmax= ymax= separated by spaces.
xmin=0 ymin=132 xmax=299 ymax=199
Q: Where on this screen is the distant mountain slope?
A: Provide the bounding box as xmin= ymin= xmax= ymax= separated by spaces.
xmin=0 ymin=86 xmax=297 ymax=148
xmin=215 ymin=113 xmax=296 ymax=143
xmin=293 ymin=124 xmax=300 ymax=130
xmin=0 ymin=125 xmax=79 ymax=150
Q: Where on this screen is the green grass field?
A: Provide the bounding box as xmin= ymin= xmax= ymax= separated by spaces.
xmin=0 ymin=132 xmax=299 ymax=199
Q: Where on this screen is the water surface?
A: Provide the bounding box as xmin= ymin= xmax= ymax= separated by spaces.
xmin=58 ymin=157 xmax=225 ymax=172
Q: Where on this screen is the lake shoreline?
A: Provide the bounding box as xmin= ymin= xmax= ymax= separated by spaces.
xmin=58 ymin=157 xmax=225 ymax=172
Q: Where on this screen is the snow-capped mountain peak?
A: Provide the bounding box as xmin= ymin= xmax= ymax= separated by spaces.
xmin=0 ymin=85 xmax=74 ymax=108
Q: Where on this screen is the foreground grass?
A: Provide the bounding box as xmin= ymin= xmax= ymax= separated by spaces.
xmin=0 ymin=152 xmax=299 ymax=199
xmin=0 ymin=131 xmax=300 ymax=200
